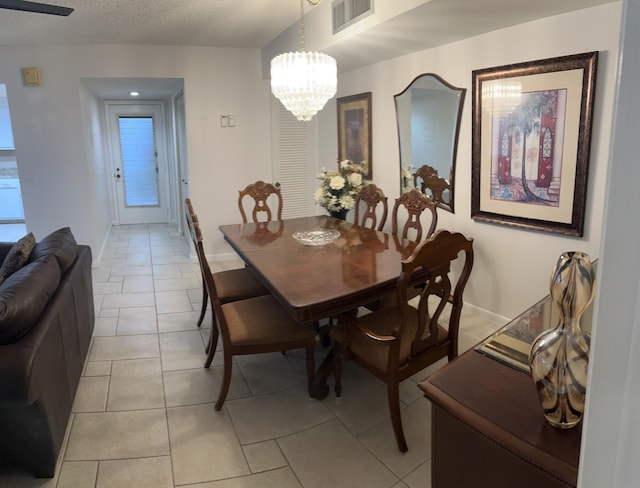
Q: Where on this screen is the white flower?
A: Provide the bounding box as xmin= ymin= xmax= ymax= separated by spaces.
xmin=329 ymin=175 xmax=345 ymax=190
xmin=339 ymin=194 xmax=355 ymax=209
xmin=349 ymin=172 xmax=362 ymax=187
xmin=314 ymin=159 xmax=365 ymax=213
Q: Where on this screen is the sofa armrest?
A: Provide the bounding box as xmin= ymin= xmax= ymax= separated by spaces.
xmin=0 ymin=307 xmax=63 ymax=403
xmin=0 ymin=245 xmax=94 ymax=404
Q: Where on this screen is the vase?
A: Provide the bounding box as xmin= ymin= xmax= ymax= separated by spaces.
xmin=329 ymin=209 xmax=348 ymax=220
xmin=529 ymin=251 xmax=595 ymax=429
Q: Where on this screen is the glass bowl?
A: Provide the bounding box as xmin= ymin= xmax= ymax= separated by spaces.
xmin=292 ymin=229 xmax=340 ymax=246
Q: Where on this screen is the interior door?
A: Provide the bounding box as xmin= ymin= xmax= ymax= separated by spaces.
xmin=107 ymin=102 xmax=170 ymax=224
xmin=174 ymin=92 xmax=190 ymax=241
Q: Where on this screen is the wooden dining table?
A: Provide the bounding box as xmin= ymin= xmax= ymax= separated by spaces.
xmin=218 ymin=215 xmax=418 ymax=398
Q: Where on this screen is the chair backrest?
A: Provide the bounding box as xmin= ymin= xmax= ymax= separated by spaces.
xmin=353 ymin=183 xmax=388 ymax=231
xmin=413 ymin=164 xmax=450 ymax=207
xmin=185 ymin=198 xmax=207 ymax=266
xmin=184 ymin=198 xmax=197 ymax=245
xmin=185 ymin=197 xmax=194 ymax=215
xmin=397 ymin=229 xmax=474 ymax=360
xmin=187 ymin=214 xmax=231 ymax=349
xmin=391 ymin=188 xmax=438 ymax=242
xmin=238 ymin=181 xmax=283 ymax=223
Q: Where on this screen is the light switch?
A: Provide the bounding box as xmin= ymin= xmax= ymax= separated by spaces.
xmin=21 ymin=67 xmax=42 ymax=86
xmin=220 ymin=114 xmax=235 ymax=128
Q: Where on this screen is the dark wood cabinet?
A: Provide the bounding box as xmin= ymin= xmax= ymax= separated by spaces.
xmin=418 ymin=350 xmax=581 ymax=487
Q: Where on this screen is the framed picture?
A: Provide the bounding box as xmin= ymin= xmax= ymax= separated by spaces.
xmin=471 ymin=51 xmax=598 ymax=236
xmin=337 ymin=92 xmax=372 ymax=179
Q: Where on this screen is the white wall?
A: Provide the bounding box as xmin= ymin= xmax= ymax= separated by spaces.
xmin=0 ymin=44 xmax=273 ymax=255
xmin=0 ymin=47 xmax=108 ymax=249
xmin=315 ymin=3 xmax=622 ymax=319
xmin=78 ymin=83 xmax=113 ymax=257
xmin=580 ymin=0 xmax=640 ymax=485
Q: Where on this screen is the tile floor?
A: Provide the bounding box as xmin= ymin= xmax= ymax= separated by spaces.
xmin=0 ymin=223 xmax=502 ymax=488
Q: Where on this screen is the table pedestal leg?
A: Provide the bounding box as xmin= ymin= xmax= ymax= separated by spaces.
xmin=309 ymin=349 xmax=334 ymax=400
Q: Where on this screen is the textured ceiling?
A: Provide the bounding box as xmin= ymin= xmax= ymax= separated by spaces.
xmin=0 ymin=0 xmax=303 ymax=48
xmin=0 ymin=0 xmax=616 ymax=99
xmin=0 ymin=0 xmax=616 ymax=50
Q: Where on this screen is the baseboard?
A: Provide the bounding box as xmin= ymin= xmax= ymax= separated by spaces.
xmin=94 ymin=221 xmax=114 ymax=264
xmin=464 ymin=302 xmax=510 ymax=327
xmin=205 ymin=252 xmax=245 ymax=265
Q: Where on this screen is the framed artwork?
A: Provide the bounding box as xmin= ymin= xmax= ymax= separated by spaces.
xmin=337 ymin=92 xmax=372 ymax=179
xmin=471 ymin=51 xmax=598 ymax=236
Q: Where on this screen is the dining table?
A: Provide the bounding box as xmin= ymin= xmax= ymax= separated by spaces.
xmin=218 ymin=215 xmax=419 ymax=398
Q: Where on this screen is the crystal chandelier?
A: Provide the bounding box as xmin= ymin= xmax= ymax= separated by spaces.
xmin=482 ymin=80 xmax=522 ymax=115
xmin=271 ymin=0 xmax=337 ymax=122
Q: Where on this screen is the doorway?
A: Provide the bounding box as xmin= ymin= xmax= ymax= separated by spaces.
xmin=106 ymin=102 xmax=170 ymax=225
xmin=0 ymin=84 xmax=25 ymax=228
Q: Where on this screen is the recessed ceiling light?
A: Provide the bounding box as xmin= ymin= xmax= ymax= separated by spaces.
xmin=130 ymin=91 xmax=140 ymax=97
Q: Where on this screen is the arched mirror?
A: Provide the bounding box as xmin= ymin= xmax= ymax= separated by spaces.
xmin=395 ymin=73 xmax=466 ymax=213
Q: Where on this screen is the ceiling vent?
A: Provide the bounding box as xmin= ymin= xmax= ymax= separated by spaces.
xmin=332 ymin=0 xmax=373 ymax=34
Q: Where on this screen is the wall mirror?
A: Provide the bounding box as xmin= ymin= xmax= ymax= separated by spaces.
xmin=394 ymin=73 xmax=466 ymax=213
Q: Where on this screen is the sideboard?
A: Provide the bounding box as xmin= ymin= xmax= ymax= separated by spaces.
xmin=417 ymin=289 xmax=589 ymax=487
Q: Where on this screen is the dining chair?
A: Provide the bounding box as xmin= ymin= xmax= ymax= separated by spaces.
xmin=330 ymin=229 xmax=474 ymax=452
xmin=238 ymin=180 xmax=283 ymax=223
xmin=413 ymin=164 xmax=451 ymax=207
xmin=391 ymin=188 xmax=438 ymax=243
xmin=360 ymin=188 xmax=438 ymax=312
xmin=184 ymin=199 xmax=268 ymax=335
xmin=353 ymin=183 xmax=388 ymax=231
xmin=190 ymin=214 xmax=316 ymax=410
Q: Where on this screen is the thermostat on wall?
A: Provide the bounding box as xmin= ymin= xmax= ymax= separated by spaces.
xmin=21 ymin=67 xmax=42 ymax=86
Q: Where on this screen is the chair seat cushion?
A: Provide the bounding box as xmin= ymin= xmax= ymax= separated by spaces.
xmin=213 ymin=268 xmax=268 ymax=304
xmin=222 ymin=295 xmax=316 ymax=349
xmin=337 ymin=305 xmax=448 ymax=373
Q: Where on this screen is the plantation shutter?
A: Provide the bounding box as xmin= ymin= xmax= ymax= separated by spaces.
xmin=273 ymin=103 xmax=311 ymax=218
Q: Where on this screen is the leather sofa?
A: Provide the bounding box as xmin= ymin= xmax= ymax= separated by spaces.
xmin=0 ymin=227 xmax=94 ymax=477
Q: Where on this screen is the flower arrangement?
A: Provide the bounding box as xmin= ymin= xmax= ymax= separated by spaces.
xmin=314 ymin=160 xmax=365 ymax=215
xmin=401 ymin=163 xmax=414 ymax=193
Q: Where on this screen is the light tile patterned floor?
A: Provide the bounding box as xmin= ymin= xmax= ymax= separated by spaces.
xmin=0 ymin=224 xmax=501 ymax=487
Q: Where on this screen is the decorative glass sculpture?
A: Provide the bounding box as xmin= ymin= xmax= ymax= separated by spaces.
xmin=529 ymin=251 xmax=595 ymax=429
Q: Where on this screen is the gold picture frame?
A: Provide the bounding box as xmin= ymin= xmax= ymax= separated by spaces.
xmin=337 ymin=92 xmax=372 ymax=179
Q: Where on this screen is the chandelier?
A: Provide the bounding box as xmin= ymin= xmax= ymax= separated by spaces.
xmin=271 ymin=0 xmax=337 ymax=122
xmin=482 ymin=80 xmax=522 ymax=115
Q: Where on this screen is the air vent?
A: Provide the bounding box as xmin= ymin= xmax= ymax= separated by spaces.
xmin=332 ymin=0 xmax=373 ymax=34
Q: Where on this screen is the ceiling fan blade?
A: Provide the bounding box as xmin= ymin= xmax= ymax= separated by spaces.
xmin=0 ymin=0 xmax=74 ymax=16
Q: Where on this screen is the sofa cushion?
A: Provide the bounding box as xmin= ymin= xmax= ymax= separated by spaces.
xmin=30 ymin=227 xmax=78 ymax=274
xmin=0 ymin=254 xmax=61 ymax=345
xmin=0 ymin=233 xmax=36 ymax=285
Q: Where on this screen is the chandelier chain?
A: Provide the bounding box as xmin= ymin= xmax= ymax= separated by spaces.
xmin=300 ymin=0 xmax=320 ymax=52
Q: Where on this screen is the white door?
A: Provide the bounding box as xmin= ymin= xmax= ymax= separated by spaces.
xmin=107 ymin=102 xmax=170 ymax=224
